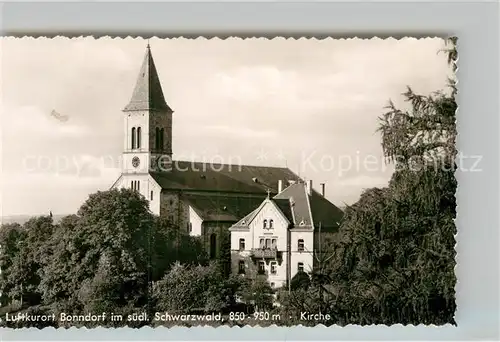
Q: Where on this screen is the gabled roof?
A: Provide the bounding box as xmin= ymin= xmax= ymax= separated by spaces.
xmin=231 ymin=208 xmax=259 ymax=229
xmin=229 ymin=198 xmax=292 ymax=230
xmin=229 ymin=182 xmax=343 ymax=232
xmin=183 ymin=193 xmax=264 ymax=222
xmin=123 ymin=45 xmax=173 ymax=112
xmin=150 ymin=161 xmax=300 ymax=194
xmin=309 ymin=189 xmax=344 ymax=230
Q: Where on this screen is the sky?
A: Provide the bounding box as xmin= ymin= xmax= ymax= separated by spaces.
xmin=0 ymin=37 xmax=453 ymax=216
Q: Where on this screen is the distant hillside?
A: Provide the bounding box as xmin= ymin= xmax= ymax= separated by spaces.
xmin=1 ymin=214 xmax=68 ymax=226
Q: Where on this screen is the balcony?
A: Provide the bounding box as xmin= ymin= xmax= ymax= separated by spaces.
xmin=251 ymin=248 xmax=278 ymax=259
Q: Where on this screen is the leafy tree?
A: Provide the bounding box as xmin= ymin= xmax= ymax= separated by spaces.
xmin=153 ymin=261 xmax=237 ymax=315
xmin=278 ymin=37 xmax=458 ymax=326
xmin=0 ymin=216 xmax=55 ymax=307
xmin=290 ymin=271 xmax=311 ymax=291
xmin=152 ymin=216 xmax=207 ymax=281
xmin=40 ymin=189 xmax=154 ymax=316
xmin=218 ymin=229 xmax=232 ymax=278
xmin=0 ymin=223 xmax=26 ymax=305
xmin=324 ymin=37 xmax=457 ymax=325
xmin=38 ymin=215 xmax=79 ymax=304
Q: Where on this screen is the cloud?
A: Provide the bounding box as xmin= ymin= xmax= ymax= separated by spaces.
xmin=208 ymin=65 xmax=298 ymax=101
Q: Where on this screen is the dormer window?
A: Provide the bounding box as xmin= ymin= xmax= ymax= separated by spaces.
xmin=263 ymin=219 xmax=267 ymax=229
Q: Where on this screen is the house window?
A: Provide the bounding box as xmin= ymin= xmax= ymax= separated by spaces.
xmin=238 ymin=260 xmax=245 ymax=274
xmin=263 ymin=219 xmax=267 ymax=229
xmin=259 ymin=238 xmax=264 ymax=248
xmin=270 ymin=262 xmax=277 ymax=275
xmin=131 ymin=127 xmax=136 ymax=149
xmin=189 ymin=222 xmax=192 ymax=233
xmin=298 ymin=239 xmax=305 ymax=252
xmin=265 ymin=238 xmax=271 ymax=249
xmin=130 ymin=180 xmax=133 ymax=189
xmin=150 ymin=191 xmax=154 ymax=200
xmin=271 ymin=238 xmax=277 ymax=249
xmin=137 ymin=127 xmax=142 ymax=149
xmin=239 ymin=238 xmax=245 ymax=251
xmin=269 ymin=219 xmax=274 ymax=228
xmin=270 ymin=282 xmax=275 ymax=288
xmin=258 ymin=261 xmax=265 ymax=274
xmin=297 ymin=262 xmax=304 ymax=273
xmin=137 ymin=181 xmax=140 ymax=192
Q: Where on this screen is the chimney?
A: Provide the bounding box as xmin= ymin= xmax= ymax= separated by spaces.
xmin=307 ymin=179 xmax=313 ymax=196
xmin=320 ymin=183 xmax=325 ymax=197
xmin=278 ymin=180 xmax=283 ymax=193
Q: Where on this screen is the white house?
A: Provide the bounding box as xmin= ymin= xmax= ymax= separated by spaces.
xmin=229 ymin=180 xmax=343 ymax=289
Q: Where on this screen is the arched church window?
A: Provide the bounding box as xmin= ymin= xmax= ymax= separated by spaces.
xmin=131 ymin=127 xmax=136 ymax=149
xmin=160 ymin=128 xmax=165 ymax=150
xmin=137 ymin=127 xmax=142 ymax=149
xmin=155 ymin=127 xmax=160 ymax=150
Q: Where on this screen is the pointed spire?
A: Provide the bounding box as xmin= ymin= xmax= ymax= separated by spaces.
xmin=124 ymin=45 xmax=172 ymax=112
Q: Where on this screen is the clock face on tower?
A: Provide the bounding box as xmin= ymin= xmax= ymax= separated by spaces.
xmin=132 ymin=156 xmax=140 ymax=168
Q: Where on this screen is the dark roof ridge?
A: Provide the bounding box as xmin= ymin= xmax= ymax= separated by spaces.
xmin=167 ymin=159 xmax=295 ymax=171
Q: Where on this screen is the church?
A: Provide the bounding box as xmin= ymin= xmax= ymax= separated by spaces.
xmin=111 ymin=45 xmax=343 ymax=263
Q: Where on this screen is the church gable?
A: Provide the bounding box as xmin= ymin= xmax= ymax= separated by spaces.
xmin=230 ymin=198 xmax=290 ymax=232
xmin=182 ymin=193 xmax=263 ymax=223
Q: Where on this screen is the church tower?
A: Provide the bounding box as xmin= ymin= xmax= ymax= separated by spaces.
xmin=122 ymin=44 xmax=173 ymax=175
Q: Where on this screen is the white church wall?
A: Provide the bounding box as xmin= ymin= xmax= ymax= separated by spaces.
xmin=188 ymin=206 xmax=203 ymax=236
